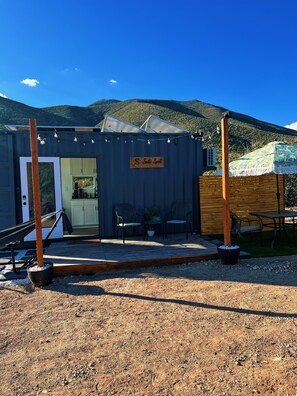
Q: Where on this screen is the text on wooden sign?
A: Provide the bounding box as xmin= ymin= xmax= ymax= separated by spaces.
xmin=130 ymin=157 xmax=164 ymax=168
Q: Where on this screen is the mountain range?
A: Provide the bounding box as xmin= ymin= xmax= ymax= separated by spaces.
xmin=1 ymin=96 xmax=296 ymax=157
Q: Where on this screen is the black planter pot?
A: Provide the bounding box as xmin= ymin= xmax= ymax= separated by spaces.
xmin=27 ymin=262 xmax=54 ymax=287
xmin=217 ymin=245 xmax=240 ymax=265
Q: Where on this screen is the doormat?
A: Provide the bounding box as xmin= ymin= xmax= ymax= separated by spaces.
xmin=0 ymin=270 xmax=28 ymax=281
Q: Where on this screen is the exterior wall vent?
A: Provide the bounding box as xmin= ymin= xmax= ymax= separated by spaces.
xmin=203 ymin=147 xmax=216 ymax=168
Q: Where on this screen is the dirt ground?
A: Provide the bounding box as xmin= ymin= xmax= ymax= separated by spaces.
xmin=1 ymin=256 xmax=297 ymax=396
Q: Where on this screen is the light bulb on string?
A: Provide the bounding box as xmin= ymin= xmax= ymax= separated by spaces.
xmin=54 ymin=131 xmax=58 ymax=138
xmin=167 ymin=137 xmax=171 ymax=143
xmin=147 ymin=139 xmax=151 ymax=145
xmin=37 ymin=134 xmax=41 ymax=141
xmin=74 ymin=137 xmax=78 ymax=142
xmin=91 ymin=139 xmax=95 ymax=144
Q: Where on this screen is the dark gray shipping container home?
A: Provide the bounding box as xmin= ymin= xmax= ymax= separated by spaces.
xmin=0 ymin=124 xmax=214 ymax=240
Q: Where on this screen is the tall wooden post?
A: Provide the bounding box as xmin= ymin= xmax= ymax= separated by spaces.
xmin=221 ymin=112 xmax=232 ymax=246
xmin=29 ymin=119 xmax=44 ymax=267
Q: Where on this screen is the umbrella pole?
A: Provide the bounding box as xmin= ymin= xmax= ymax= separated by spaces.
xmin=276 ymin=174 xmax=281 ymax=213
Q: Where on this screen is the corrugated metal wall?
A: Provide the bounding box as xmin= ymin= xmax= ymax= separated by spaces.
xmin=6 ymin=130 xmax=203 ymax=237
xmin=0 ymin=134 xmax=16 ymax=229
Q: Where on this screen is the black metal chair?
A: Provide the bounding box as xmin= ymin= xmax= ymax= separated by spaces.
xmin=230 ymin=211 xmax=262 ymax=239
xmin=115 ymin=204 xmax=142 ymax=243
xmin=165 ymin=201 xmax=193 ymax=239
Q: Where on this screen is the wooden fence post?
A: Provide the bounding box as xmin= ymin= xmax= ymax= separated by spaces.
xmin=29 ymin=119 xmax=44 ymax=267
xmin=221 ymin=112 xmax=232 ymax=246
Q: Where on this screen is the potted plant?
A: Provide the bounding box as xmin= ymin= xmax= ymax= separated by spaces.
xmin=143 ymin=207 xmax=161 ymax=237
xmin=147 ymin=226 xmax=155 ymax=237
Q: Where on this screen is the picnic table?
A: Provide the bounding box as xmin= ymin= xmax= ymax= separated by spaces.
xmin=249 ymin=210 xmax=297 ymax=248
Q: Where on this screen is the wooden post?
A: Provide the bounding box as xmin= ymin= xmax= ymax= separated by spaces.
xmin=29 ymin=119 xmax=44 ymax=267
xmin=221 ymin=112 xmax=231 ymax=246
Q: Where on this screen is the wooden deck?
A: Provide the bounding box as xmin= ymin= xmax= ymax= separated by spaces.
xmin=44 ymin=234 xmax=219 ymax=276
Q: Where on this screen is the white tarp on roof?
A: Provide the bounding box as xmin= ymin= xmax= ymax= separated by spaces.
xmin=140 ymin=115 xmax=189 ymax=134
xmin=101 ymin=114 xmax=144 ymax=133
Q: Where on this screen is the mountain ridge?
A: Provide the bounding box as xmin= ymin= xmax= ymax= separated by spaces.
xmin=1 ymin=96 xmax=296 ymax=156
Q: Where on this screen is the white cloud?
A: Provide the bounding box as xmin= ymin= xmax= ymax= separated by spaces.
xmin=21 ymin=78 xmax=40 ymax=87
xmin=109 ymin=79 xmax=118 ymax=85
xmin=0 ymin=92 xmax=8 ymax=98
xmin=284 ymin=121 xmax=297 ymax=131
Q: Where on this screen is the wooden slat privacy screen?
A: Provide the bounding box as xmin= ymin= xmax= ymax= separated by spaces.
xmin=199 ymin=175 xmax=284 ymax=235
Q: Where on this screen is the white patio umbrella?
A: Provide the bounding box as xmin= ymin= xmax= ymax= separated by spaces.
xmin=216 ymin=141 xmax=297 ymax=212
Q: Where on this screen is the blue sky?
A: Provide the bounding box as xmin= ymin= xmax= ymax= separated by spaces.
xmin=1 ymin=0 xmax=297 ymax=127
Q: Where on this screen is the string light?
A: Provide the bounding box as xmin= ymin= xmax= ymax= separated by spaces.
xmin=191 ymin=131 xmax=204 ymax=140
xmin=216 ymin=125 xmax=221 ymax=134
xmin=31 ymin=130 xmax=205 ymax=147
xmin=50 ymin=134 xmax=203 ymax=144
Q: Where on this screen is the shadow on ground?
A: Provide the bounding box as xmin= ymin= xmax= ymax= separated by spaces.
xmin=46 ymin=256 xmax=297 ymax=319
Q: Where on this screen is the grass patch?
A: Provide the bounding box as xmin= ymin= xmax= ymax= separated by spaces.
xmin=211 ymin=229 xmax=297 ymax=258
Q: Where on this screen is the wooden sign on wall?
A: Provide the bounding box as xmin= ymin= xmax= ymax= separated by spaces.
xmin=130 ymin=157 xmax=164 ymax=169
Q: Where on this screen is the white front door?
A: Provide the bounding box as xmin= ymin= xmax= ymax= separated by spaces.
xmin=20 ymin=157 xmax=63 ymax=240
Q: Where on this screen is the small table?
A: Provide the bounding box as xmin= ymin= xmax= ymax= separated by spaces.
xmin=144 ymin=220 xmax=164 ymax=240
xmin=249 ymin=210 xmax=297 ymax=248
